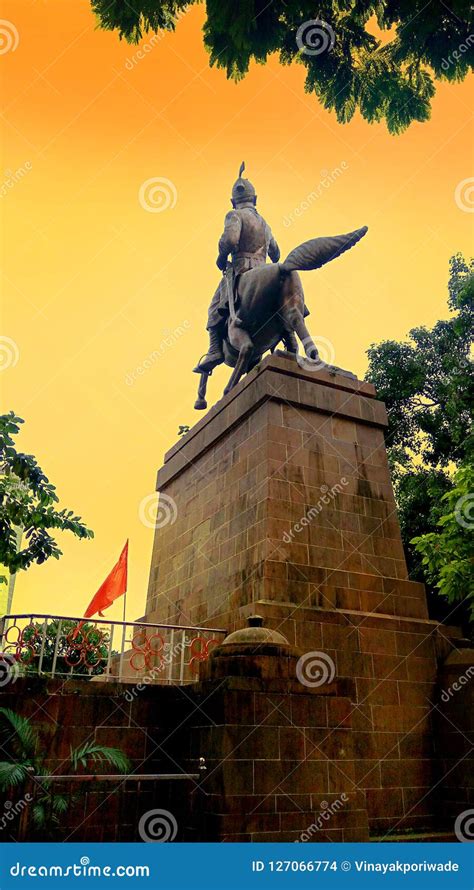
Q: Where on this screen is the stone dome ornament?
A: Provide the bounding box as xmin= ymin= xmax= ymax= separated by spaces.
xmin=200 ymin=615 xmax=299 ymax=681
xmin=213 ymin=614 xmax=292 ymax=656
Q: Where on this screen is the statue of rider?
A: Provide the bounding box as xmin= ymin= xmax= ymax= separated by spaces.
xmin=193 ymin=163 xmax=281 ymax=374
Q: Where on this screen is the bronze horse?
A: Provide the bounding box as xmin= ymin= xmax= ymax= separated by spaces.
xmin=194 ymin=226 xmax=368 ymax=409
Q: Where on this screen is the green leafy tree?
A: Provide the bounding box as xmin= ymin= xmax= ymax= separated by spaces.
xmin=0 ymin=412 xmax=93 ymax=590
xmin=411 ymin=465 xmax=474 ymax=620
xmin=0 ymin=707 xmax=130 ymax=837
xmin=91 ymin=1 xmax=473 ymax=133
xmin=366 ymin=254 xmax=473 ymax=621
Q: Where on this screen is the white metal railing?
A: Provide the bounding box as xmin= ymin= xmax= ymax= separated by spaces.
xmin=0 ymin=613 xmax=226 ymax=685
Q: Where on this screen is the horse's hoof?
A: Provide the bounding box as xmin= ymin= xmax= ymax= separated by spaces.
xmin=194 ymin=398 xmax=207 ymax=410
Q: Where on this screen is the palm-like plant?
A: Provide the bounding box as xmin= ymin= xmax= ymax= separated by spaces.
xmin=0 ymin=707 xmax=130 ymax=836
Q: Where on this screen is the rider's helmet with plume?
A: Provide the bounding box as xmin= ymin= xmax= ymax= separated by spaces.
xmin=231 ymin=161 xmax=257 ymax=208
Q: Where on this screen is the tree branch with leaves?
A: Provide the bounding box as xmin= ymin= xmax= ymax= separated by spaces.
xmin=411 ymin=464 xmax=474 ymax=620
xmin=91 ymin=1 xmax=473 ymax=133
xmin=0 ymin=412 xmax=93 ymax=591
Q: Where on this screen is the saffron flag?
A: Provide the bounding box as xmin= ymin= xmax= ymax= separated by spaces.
xmin=84 ymin=540 xmax=128 ymax=618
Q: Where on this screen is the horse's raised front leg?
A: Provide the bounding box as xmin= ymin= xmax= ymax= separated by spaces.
xmin=223 ymin=326 xmax=254 ymax=396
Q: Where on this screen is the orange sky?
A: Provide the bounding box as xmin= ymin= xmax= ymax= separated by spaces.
xmin=1 ymin=0 xmax=473 ymax=622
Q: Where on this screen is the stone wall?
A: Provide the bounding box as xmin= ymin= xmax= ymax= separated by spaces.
xmin=0 ymin=677 xmax=198 ymax=842
xmin=189 ymin=630 xmax=370 ymax=842
xmin=0 ymin=662 xmax=370 ymax=843
xmin=1 ymin=638 xmax=471 ymax=842
xmin=240 ymin=603 xmax=462 ymax=835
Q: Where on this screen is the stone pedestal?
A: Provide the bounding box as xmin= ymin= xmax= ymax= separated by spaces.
xmin=146 ymin=352 xmax=421 ymax=627
xmin=144 ymin=352 xmax=464 ymax=835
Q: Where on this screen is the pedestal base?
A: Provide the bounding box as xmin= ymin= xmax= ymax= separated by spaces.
xmin=144 ymin=352 xmax=463 ymax=834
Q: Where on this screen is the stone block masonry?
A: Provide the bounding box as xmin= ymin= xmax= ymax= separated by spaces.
xmin=143 ymin=352 xmax=467 ymax=836
xmin=145 ymin=353 xmax=415 ymax=629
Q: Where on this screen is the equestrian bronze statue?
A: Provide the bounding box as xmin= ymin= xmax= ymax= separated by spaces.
xmin=193 ymin=163 xmax=367 ymax=410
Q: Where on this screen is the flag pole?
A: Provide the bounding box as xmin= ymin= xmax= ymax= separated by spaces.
xmin=123 ymin=538 xmax=128 ymax=626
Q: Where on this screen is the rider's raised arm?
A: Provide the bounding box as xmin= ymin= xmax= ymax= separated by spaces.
xmin=217 ymin=210 xmax=242 ymax=269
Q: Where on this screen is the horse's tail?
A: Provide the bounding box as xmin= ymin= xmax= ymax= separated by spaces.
xmin=280 ymin=226 xmax=368 ymax=274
